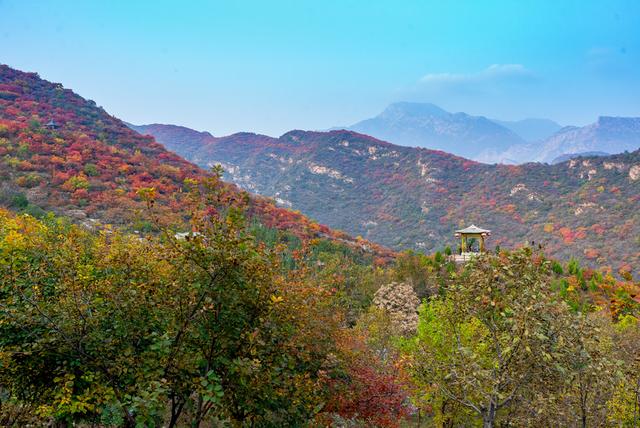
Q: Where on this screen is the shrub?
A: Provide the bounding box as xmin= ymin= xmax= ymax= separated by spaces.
xmin=373 ymin=281 xmax=419 ymax=335
xmin=83 ymin=163 xmax=99 ymax=176
xmin=15 ymin=173 xmax=42 ymax=188
xmin=552 ymin=260 xmax=564 ymax=275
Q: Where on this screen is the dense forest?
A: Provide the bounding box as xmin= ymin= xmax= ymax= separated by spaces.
xmin=1 ymin=65 xmax=640 ymax=426
xmin=1 ymin=186 xmax=639 ymax=426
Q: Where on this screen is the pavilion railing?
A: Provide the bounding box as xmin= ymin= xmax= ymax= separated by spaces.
xmin=449 ymin=252 xmax=481 ymax=263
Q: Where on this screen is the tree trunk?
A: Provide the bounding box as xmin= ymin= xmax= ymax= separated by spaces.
xmin=580 ymin=379 xmax=588 ymax=428
xmin=168 ymin=396 xmax=185 ymax=428
xmin=482 ymin=401 xmax=497 ymax=428
xmin=633 ymin=377 xmax=639 ymax=428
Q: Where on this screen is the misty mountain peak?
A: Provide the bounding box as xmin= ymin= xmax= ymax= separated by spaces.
xmin=380 ymin=102 xmax=449 ymax=119
xmin=348 ymin=102 xmax=524 ymax=159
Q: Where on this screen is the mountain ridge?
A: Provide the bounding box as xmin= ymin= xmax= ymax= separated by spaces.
xmin=551 ymin=151 xmax=610 ymax=164
xmin=495 ymin=116 xmax=640 ymax=164
xmin=346 ymin=102 xmax=526 ymax=161
xmin=341 ymin=102 xmax=640 ymax=165
xmin=132 ymin=121 xmax=640 ymax=273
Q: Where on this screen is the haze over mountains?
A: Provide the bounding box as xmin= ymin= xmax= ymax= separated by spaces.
xmin=491 ymin=118 xmax=562 ymax=142
xmin=339 ymin=102 xmax=640 ymax=165
xmin=344 ymin=102 xmax=528 ymax=162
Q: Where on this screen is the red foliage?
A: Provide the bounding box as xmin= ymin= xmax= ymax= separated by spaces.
xmin=584 ymin=248 xmax=600 ymax=259
xmin=590 ymin=223 xmax=605 ymax=235
xmin=322 ymin=333 xmax=410 ymax=427
xmin=462 ymin=160 xmax=475 ymax=171
xmin=574 ymin=228 xmax=587 ymax=240
xmin=558 ymin=227 xmax=574 ymax=244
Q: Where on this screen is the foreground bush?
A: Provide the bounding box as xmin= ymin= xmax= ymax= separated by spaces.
xmin=0 ymin=174 xmax=344 ymax=427
xmin=401 ymin=249 xmax=640 ymax=427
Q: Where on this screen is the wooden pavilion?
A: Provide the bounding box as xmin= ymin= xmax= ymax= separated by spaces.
xmin=452 ymin=224 xmax=491 ymax=263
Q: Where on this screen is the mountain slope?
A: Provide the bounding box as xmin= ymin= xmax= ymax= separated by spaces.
xmin=0 ymin=65 xmax=203 ymax=225
xmin=344 ymin=102 xmax=526 ymax=161
xmin=0 ymin=64 xmax=392 ymax=258
xmin=127 ymin=123 xmax=217 ymax=160
xmin=551 ymin=151 xmax=609 ymax=164
xmin=135 ymin=123 xmax=640 ymax=273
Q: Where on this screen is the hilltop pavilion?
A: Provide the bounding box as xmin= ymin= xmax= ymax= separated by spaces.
xmin=452 ymin=224 xmax=491 ymax=262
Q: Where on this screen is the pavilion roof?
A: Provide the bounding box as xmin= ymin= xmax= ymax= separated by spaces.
xmin=455 ymin=224 xmax=491 ymax=234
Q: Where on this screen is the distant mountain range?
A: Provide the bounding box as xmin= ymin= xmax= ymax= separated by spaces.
xmin=491 ymin=118 xmax=562 ymax=142
xmin=130 ymin=123 xmax=640 ymax=273
xmin=489 ymin=117 xmax=640 ymax=164
xmin=338 ymin=102 xmax=640 ymax=165
xmin=343 ymin=102 xmax=527 ymax=161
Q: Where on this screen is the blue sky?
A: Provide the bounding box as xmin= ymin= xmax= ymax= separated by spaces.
xmin=1 ymin=0 xmax=639 ymax=136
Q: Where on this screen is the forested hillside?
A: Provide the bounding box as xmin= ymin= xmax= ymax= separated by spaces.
xmin=0 ymin=64 xmax=391 ymax=258
xmin=133 ymin=124 xmax=640 ymax=275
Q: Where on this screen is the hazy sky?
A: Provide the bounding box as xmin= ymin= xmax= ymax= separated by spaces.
xmin=1 ymin=0 xmax=639 ymax=136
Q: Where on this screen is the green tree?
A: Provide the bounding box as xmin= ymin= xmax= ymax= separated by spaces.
xmin=607 ymin=315 xmax=640 ymax=426
xmin=0 ymin=211 xmax=173 ymax=426
xmin=0 ymin=171 xmax=343 ymax=427
xmin=393 ymin=250 xmax=442 ymax=299
xmin=402 ymin=249 xmax=595 ymax=427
